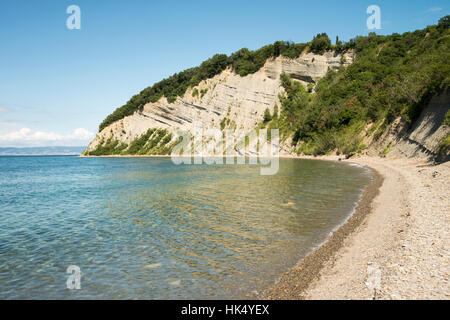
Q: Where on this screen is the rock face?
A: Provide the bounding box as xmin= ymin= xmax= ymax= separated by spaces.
xmin=367 ymin=91 xmax=450 ymax=162
xmin=84 ymin=51 xmax=355 ymax=155
xmin=277 ymin=52 xmax=348 ymax=84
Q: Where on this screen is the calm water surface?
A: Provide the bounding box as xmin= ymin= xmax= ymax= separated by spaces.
xmin=0 ymin=156 xmax=371 ymax=299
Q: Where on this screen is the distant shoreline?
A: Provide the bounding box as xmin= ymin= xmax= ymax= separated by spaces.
xmin=0 ymin=146 xmax=86 ymax=157
xmin=0 ymin=154 xmax=81 ymax=156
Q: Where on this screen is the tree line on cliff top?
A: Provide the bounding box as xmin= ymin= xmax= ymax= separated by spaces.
xmin=98 ymin=32 xmax=353 ymax=132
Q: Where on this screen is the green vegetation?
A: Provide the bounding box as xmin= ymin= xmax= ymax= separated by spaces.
xmin=86 ymin=137 xmax=127 ymax=156
xmin=200 ymin=88 xmax=208 ymax=98
xmin=444 ymin=110 xmax=450 ymax=126
xmin=278 ymin=72 xmax=312 ymax=138
xmin=220 ymin=118 xmax=227 ymax=130
xmin=142 ymin=129 xmax=168 ymax=154
xmin=263 ymin=107 xmax=272 ymax=123
xmin=272 ymin=104 xmax=279 ymax=119
xmin=276 ymin=17 xmax=450 ymax=156
xmin=220 ymin=116 xmax=235 ymax=131
xmin=86 ymin=128 xmax=176 ymax=156
xmin=310 ymin=33 xmax=332 ymax=54
xmin=438 ymin=133 xmax=450 ymax=152
xmin=127 ymin=129 xmax=156 ymax=154
xmin=228 ymin=41 xmax=306 ymax=77
xmin=380 ymin=143 xmax=392 ymax=158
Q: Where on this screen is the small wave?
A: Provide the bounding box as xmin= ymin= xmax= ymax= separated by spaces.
xmin=144 ymin=263 xmax=162 ymax=269
xmin=347 ymin=163 xmax=364 ymax=168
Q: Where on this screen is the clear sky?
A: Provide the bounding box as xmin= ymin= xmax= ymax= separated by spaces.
xmin=0 ymin=0 xmax=448 ymax=147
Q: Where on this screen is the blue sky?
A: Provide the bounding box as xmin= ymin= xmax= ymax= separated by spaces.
xmin=0 ymin=0 xmax=448 ymax=147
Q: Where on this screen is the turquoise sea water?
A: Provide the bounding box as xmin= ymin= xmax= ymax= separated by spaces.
xmin=0 ymin=156 xmax=371 ymax=299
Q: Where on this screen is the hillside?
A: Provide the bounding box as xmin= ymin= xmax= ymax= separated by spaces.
xmin=84 ymin=16 xmax=450 ymax=161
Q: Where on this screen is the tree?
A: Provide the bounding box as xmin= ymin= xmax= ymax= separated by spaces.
xmin=273 ymin=104 xmax=279 ymax=119
xmin=438 ymin=15 xmax=450 ymax=29
xmin=263 ymin=107 xmax=272 ymax=123
xmin=273 ymin=41 xmax=283 ymax=57
xmin=444 ymin=110 xmax=450 ymax=127
xmin=310 ymin=33 xmax=332 ymax=54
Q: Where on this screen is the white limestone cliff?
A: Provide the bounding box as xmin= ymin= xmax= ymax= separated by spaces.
xmin=84 ymin=51 xmax=355 ymax=155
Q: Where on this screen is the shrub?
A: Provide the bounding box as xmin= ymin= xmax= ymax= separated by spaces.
xmin=444 ymin=110 xmax=450 ymax=127
xmin=263 ymin=108 xmax=272 ymax=123
xmin=126 ymin=129 xmax=155 ymax=154
xmin=310 ymin=33 xmax=332 ymax=54
xmin=273 ymin=104 xmax=279 ymax=119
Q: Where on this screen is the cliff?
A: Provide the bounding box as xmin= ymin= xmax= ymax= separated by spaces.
xmin=84 ymin=51 xmax=355 ymax=156
xmin=366 ymin=91 xmax=450 ymax=163
xmin=84 ymin=18 xmax=450 ymax=161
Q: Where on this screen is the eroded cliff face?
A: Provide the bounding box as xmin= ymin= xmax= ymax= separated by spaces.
xmin=366 ymin=91 xmax=450 ymax=162
xmin=84 ymin=51 xmax=355 ymax=155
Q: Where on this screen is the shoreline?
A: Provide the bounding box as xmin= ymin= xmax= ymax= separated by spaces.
xmin=261 ymin=157 xmax=384 ymax=299
xmin=84 ymin=153 xmax=391 ymax=299
xmin=80 ymin=153 xmax=449 ymax=299
xmin=78 ymin=154 xmax=339 ymax=160
xmin=263 ymin=156 xmax=449 ymax=300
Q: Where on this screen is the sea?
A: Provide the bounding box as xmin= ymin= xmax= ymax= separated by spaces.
xmin=0 ymin=156 xmax=371 ymax=299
